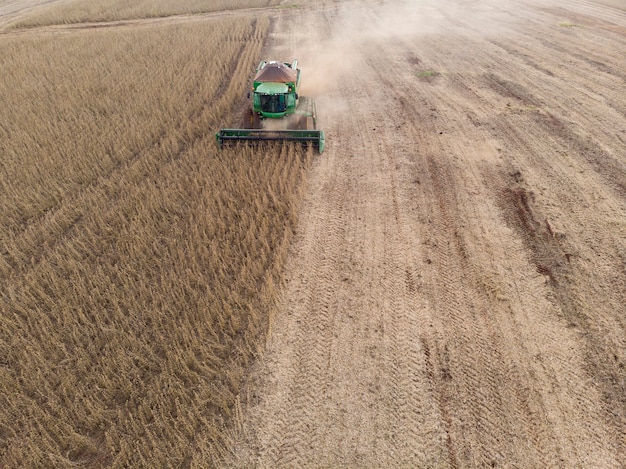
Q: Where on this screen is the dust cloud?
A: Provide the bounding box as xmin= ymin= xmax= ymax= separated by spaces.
xmin=296 ymin=0 xmax=438 ymax=96
xmin=275 ymin=0 xmax=512 ymax=124
xmin=263 ymin=118 xmax=291 ymax=131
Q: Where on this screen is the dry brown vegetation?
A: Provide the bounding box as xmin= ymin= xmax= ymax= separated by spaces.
xmin=11 ymin=0 xmax=281 ymax=27
xmin=0 ymin=6 xmax=311 ymax=467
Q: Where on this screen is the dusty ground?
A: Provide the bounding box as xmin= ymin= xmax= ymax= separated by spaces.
xmin=230 ymin=0 xmax=626 ymax=467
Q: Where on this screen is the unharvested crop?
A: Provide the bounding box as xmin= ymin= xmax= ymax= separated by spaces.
xmin=0 ymin=9 xmax=311 ymax=468
xmin=11 ymin=0 xmax=281 ymax=27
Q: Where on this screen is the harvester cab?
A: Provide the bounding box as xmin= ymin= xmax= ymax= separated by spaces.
xmin=217 ymin=59 xmax=325 ymax=153
xmin=257 ymin=84 xmax=289 ymax=115
xmin=253 ymin=60 xmax=299 ymax=119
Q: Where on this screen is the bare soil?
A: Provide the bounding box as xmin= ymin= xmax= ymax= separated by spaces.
xmin=230 ymin=0 xmax=626 ymax=466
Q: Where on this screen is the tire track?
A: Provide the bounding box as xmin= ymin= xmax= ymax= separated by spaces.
xmin=432 ymin=25 xmax=625 ymax=459
xmin=366 ymin=33 xmax=559 ymax=466
xmin=370 ymin=4 xmax=620 ymax=463
xmin=232 ymin=0 xmax=626 ymax=466
xmin=231 ymin=3 xmax=453 ymax=466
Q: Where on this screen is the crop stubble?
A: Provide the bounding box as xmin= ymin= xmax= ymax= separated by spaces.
xmin=231 ymin=0 xmax=626 ymax=467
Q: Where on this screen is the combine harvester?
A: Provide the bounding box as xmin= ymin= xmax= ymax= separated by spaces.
xmin=216 ymin=60 xmax=325 ymax=153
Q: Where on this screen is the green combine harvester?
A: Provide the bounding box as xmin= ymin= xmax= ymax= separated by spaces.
xmin=216 ymin=59 xmax=325 ymax=153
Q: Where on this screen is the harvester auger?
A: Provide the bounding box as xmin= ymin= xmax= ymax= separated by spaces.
xmin=216 ymin=60 xmax=325 ymax=153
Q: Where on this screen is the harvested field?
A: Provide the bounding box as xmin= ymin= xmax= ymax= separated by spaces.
xmin=230 ymin=0 xmax=626 ymax=467
xmin=2 ymin=0 xmax=626 ymax=467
